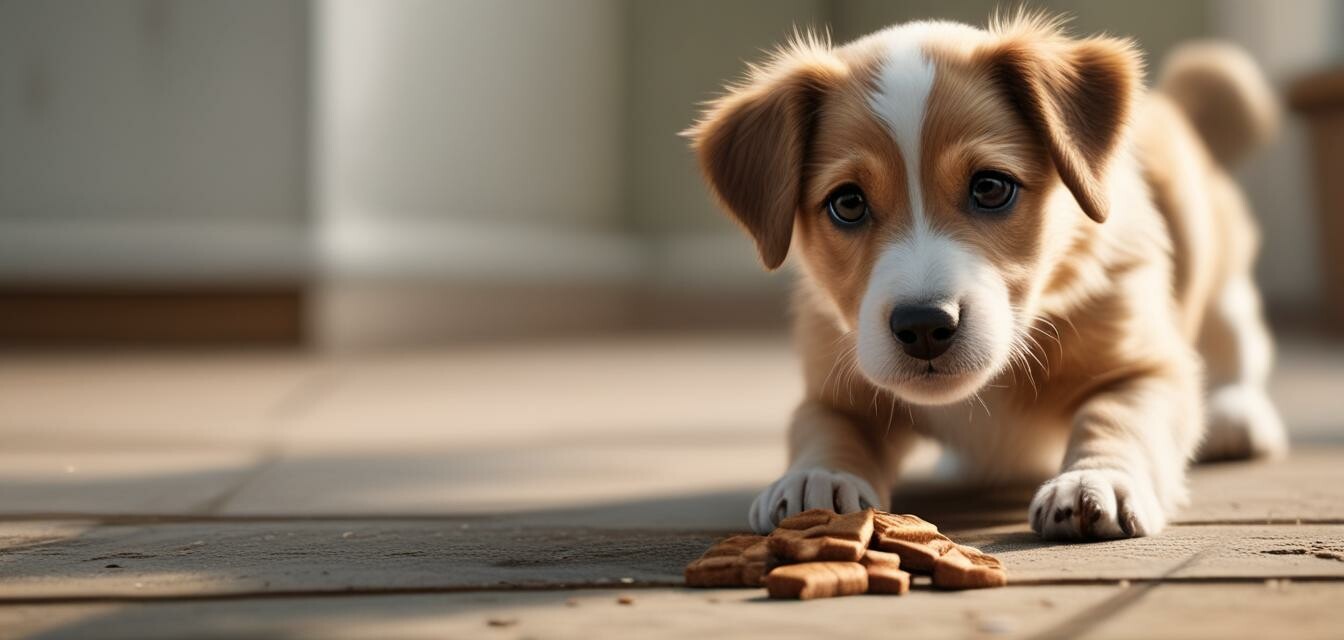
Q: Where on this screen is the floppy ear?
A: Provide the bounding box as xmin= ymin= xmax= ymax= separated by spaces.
xmin=684 ymin=39 xmax=844 ymax=269
xmin=989 ymin=35 xmax=1143 ymax=223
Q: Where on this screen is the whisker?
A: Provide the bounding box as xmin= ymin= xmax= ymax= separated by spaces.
xmin=972 ymin=390 xmax=992 ymax=418
xmin=884 ymin=389 xmax=898 ymax=440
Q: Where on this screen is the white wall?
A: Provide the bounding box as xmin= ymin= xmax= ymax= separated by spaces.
xmin=316 ymin=0 xmax=634 ymax=284
xmin=0 ymin=0 xmax=310 ymax=283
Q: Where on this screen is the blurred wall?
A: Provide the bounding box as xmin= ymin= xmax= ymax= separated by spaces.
xmin=1217 ymin=0 xmax=1342 ymax=309
xmin=1 ymin=1 xmax=1338 ymax=347
xmin=0 ymin=0 xmax=309 ymax=284
xmin=318 ymin=0 xmax=629 ymax=278
xmin=626 ymin=0 xmax=825 ymax=293
xmin=314 ymin=0 xmax=640 ymax=346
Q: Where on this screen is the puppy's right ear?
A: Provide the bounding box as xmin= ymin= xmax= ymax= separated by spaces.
xmin=684 ymin=36 xmax=844 ymax=270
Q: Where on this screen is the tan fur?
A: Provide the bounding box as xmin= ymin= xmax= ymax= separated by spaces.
xmin=688 ymin=15 xmax=1284 ymax=538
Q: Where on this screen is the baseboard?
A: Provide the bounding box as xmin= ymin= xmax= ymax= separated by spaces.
xmin=0 ymin=284 xmax=305 ymax=346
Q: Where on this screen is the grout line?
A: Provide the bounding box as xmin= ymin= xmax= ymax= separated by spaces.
xmin=1004 ymin=574 xmax=1344 ymax=586
xmin=187 ymin=451 xmax=282 ymax=516
xmin=3 ymin=513 xmax=1343 ymax=527
xmin=264 ymin=371 xmax=340 ymax=424
xmin=187 ymin=372 xmax=338 ymax=516
xmin=2 ymin=575 xmax=1343 ymax=608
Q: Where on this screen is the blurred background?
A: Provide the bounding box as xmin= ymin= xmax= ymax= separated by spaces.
xmin=4 ymin=5 xmax=1344 ymax=636
xmin=2 ymin=0 xmax=1342 ymax=350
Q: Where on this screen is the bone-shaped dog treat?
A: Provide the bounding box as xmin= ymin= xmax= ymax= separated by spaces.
xmin=859 ymin=548 xmax=903 ymax=569
xmin=870 ymin=512 xmax=958 ymax=572
xmin=684 ymin=535 xmax=769 ymax=587
xmin=768 ymin=508 xmax=875 ymax=563
xmin=870 ymin=513 xmax=1007 ymax=587
xmin=932 ymin=544 xmax=1008 ymax=589
xmin=857 ymin=548 xmax=911 ymax=594
xmin=865 ymin=565 xmax=912 ymax=595
xmin=766 ymin=562 xmax=869 ymax=600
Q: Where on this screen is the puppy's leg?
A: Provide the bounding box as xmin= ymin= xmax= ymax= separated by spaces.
xmin=748 ymin=400 xmax=910 ymax=534
xmin=1195 ymin=275 xmax=1287 ymax=461
xmin=1030 ymin=365 xmax=1201 ymax=539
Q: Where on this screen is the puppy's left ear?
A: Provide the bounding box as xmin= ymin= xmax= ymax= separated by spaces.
xmin=990 ymin=35 xmax=1143 ymax=223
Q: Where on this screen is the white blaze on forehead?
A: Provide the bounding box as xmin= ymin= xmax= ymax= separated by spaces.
xmin=867 ymin=26 xmax=936 ymax=229
xmin=863 ymin=21 xmax=990 ymax=231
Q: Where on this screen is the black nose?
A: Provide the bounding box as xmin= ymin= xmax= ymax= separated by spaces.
xmin=889 ymin=305 xmax=959 ymax=360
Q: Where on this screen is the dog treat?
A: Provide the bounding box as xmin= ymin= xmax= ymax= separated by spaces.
xmin=684 ymin=535 xmax=770 ymax=587
xmin=775 ymin=509 xmax=836 ymax=530
xmin=859 ymin=548 xmax=903 ymax=570
xmin=864 ymin=565 xmax=912 ymax=595
xmin=932 ymin=544 xmax=1008 ymax=589
xmin=740 ymin=540 xmax=770 ymax=586
xmin=777 ymin=508 xmax=875 ymax=542
xmin=870 ymin=512 xmax=957 ymax=572
xmin=872 ymin=512 xmax=941 ymax=537
xmin=683 ymin=510 xmax=1006 ymax=596
xmin=700 ymin=534 xmax=762 ymax=557
xmin=766 ymin=562 xmax=868 ymax=600
xmin=768 ymin=508 xmax=874 ymax=563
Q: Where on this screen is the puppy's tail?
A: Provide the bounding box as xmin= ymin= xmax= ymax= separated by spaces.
xmin=1158 ymin=41 xmax=1279 ymax=167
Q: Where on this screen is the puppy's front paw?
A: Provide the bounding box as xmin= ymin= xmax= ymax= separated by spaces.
xmin=1029 ymin=469 xmax=1166 ymax=540
xmin=748 ymin=468 xmax=883 ymax=534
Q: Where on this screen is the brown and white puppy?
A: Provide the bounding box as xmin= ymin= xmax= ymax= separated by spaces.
xmin=686 ymin=15 xmax=1285 ymax=539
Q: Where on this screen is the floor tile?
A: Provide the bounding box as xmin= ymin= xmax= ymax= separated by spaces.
xmin=0 ymin=451 xmax=262 ymax=515
xmin=961 ymin=524 xmax=1344 ymax=583
xmin=5 ymin=519 xmax=1342 ymax=601
xmin=0 ymin=352 xmax=318 ymax=448
xmin=217 ymin=441 xmax=785 ymax=520
xmin=1080 ymin=583 xmax=1344 ymax=640
xmin=2 ymin=586 xmax=1121 ymax=640
xmin=1181 ymin=447 xmax=1344 ymax=523
xmin=275 ymin=337 xmax=800 ymax=448
xmin=0 ymin=520 xmax=720 ymax=599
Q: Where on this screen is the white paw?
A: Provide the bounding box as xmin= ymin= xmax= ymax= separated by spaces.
xmin=748 ymin=468 xmax=883 ymax=534
xmin=1198 ymin=385 xmax=1288 ymax=462
xmin=1029 ymin=469 xmax=1166 ymax=540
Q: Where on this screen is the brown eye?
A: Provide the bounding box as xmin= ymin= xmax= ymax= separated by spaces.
xmin=826 ymin=185 xmax=869 ymax=227
xmin=969 ymin=171 xmax=1019 ymax=213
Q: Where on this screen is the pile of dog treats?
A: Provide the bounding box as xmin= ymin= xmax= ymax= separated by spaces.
xmin=684 ymin=509 xmax=1005 ymax=599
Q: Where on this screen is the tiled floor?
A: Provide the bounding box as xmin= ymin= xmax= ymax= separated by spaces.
xmin=2 ymin=335 xmax=1343 ymax=639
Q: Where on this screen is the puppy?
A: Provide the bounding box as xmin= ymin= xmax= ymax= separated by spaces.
xmin=685 ymin=15 xmax=1286 ymax=539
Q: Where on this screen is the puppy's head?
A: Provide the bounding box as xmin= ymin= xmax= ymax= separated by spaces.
xmin=686 ymin=18 xmax=1141 ymax=405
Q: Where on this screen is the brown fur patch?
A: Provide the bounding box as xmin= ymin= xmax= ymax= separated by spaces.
xmin=980 ymin=19 xmax=1144 ymax=223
